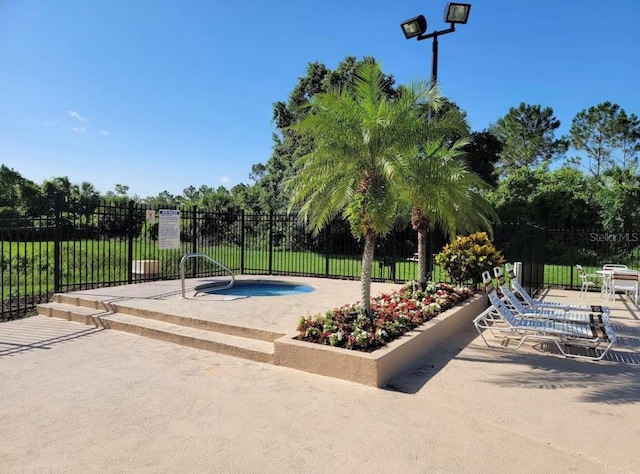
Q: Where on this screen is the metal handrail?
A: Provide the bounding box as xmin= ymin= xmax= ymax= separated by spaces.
xmin=179 ymin=253 xmax=235 ymax=298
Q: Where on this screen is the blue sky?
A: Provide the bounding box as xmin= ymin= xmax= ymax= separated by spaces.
xmin=1 ymin=0 xmax=639 ymax=198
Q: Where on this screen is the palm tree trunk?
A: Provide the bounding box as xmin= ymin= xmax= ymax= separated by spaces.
xmin=411 ymin=206 xmax=430 ymax=287
xmin=360 ymin=230 xmax=376 ymax=316
xmin=417 ymin=227 xmax=428 ymax=285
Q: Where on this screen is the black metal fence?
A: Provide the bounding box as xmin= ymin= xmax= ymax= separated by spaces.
xmin=494 ymin=224 xmax=546 ymax=297
xmin=4 ymin=196 xmax=636 ymax=322
xmin=542 ymin=228 xmax=640 ymax=289
xmin=0 ymin=198 xmax=417 ymax=320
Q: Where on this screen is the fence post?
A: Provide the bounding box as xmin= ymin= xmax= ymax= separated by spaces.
xmin=570 ymin=265 xmax=575 ymax=290
xmin=268 ymin=210 xmax=274 ymax=275
xmin=240 ymin=210 xmax=245 ymax=274
xmin=53 ymin=193 xmax=62 ymax=293
xmin=127 ymin=200 xmax=134 ymax=284
xmin=191 ymin=206 xmax=198 ymax=278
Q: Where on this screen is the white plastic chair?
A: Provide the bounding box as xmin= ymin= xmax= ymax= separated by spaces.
xmin=602 ymin=264 xmax=629 ymax=300
xmin=576 ymin=264 xmax=600 ymax=299
xmin=610 ymin=270 xmax=639 ymax=303
xmin=602 ymin=264 xmax=628 ymax=269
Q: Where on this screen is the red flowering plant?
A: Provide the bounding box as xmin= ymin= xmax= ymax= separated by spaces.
xmin=296 ymin=282 xmax=475 ymax=352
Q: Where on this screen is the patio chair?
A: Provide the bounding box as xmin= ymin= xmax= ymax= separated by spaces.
xmin=473 ymin=271 xmax=617 ymax=361
xmin=494 ymin=267 xmax=610 ymax=322
xmin=609 ymin=270 xmax=640 ymax=304
xmin=576 ymin=264 xmax=601 ymax=299
xmin=602 ymin=264 xmax=628 ymax=269
xmin=601 ymin=264 xmax=628 ymax=300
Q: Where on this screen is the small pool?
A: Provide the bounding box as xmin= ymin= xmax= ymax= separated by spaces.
xmin=197 ymin=281 xmax=316 ymax=297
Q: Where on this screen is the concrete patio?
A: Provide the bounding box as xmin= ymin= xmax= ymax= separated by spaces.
xmin=1 ymin=282 xmax=639 ymax=473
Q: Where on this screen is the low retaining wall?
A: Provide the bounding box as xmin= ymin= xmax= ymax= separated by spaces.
xmin=274 ymin=293 xmax=488 ymax=387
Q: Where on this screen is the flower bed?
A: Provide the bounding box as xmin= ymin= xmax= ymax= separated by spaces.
xmin=296 ymin=283 xmax=475 ymax=352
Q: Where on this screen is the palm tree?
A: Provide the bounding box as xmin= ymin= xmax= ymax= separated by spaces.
xmin=398 ymin=110 xmax=498 ymax=286
xmin=285 ymin=62 xmax=430 ymax=315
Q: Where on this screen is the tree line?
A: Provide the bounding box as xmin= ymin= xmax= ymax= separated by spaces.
xmin=2 ymin=55 xmax=638 ymax=235
xmin=3 ymin=56 xmax=638 ymax=314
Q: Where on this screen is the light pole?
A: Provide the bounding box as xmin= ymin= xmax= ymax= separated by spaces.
xmin=400 ymin=3 xmax=472 ymax=85
xmin=400 ymin=3 xmax=472 ymax=279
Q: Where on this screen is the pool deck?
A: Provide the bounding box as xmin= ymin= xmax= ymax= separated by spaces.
xmin=2 ymin=279 xmax=640 ymax=472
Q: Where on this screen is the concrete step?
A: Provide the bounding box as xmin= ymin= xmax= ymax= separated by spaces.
xmin=39 ymin=301 xmax=275 ymax=364
xmin=51 ymin=294 xmax=283 ymax=342
xmin=100 ymin=312 xmax=274 ymax=363
xmin=54 ymin=293 xmax=106 ymax=310
xmin=103 ymin=303 xmax=283 ymax=343
xmin=37 ymin=302 xmax=106 ymax=325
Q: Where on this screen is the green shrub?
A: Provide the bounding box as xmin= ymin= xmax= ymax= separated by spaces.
xmin=435 ymin=232 xmax=506 ymax=286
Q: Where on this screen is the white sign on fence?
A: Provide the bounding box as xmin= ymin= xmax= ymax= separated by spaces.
xmin=158 ymin=209 xmax=180 ymax=250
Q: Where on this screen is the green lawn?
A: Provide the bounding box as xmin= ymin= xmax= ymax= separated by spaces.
xmin=1 ymin=239 xmax=430 ymax=298
xmin=2 ymin=238 xmax=601 ymax=299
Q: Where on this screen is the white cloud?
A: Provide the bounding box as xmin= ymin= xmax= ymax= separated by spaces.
xmin=99 ymin=129 xmax=111 ymax=136
xmin=221 ymin=176 xmax=231 ymax=184
xmin=67 ymin=110 xmax=87 ymax=122
xmin=71 ymin=126 xmax=86 ymax=133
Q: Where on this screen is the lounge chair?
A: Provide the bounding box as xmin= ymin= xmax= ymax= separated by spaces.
xmin=490 ymin=267 xmax=611 ymax=327
xmin=473 ymin=271 xmax=617 ymax=361
xmin=498 ymin=265 xmax=610 ymax=319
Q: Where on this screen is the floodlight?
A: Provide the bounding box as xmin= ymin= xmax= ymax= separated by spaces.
xmin=400 ymin=15 xmax=427 ymax=40
xmin=400 ymin=3 xmax=472 ymax=83
xmin=444 ymin=3 xmax=471 ymax=24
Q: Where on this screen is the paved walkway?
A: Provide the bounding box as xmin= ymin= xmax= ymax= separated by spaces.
xmin=1 ymin=285 xmax=639 ymax=473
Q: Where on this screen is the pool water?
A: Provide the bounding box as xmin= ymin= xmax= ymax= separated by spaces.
xmin=203 ymin=282 xmax=316 ymax=297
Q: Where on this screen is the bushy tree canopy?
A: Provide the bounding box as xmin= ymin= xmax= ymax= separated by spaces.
xmin=569 ymin=101 xmax=640 ymax=176
xmin=489 ymin=102 xmax=567 ymax=176
xmin=253 ymin=56 xmax=398 ymax=212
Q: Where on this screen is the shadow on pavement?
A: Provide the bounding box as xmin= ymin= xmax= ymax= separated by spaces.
xmin=0 ymin=316 xmax=104 ymax=358
xmin=385 ymin=324 xmax=481 ymax=394
xmin=385 ymin=324 xmax=640 ymax=404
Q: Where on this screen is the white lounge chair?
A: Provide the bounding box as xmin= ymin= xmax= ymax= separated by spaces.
xmin=473 ymin=271 xmax=617 ymax=361
xmin=500 ymin=264 xmax=610 ymax=318
xmin=492 ymin=267 xmax=611 ymax=326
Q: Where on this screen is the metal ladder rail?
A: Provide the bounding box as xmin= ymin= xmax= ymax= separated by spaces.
xmin=180 ymin=253 xmax=235 ymax=298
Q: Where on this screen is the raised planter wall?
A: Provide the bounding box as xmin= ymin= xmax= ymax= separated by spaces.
xmin=274 ymin=293 xmax=488 ymax=387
